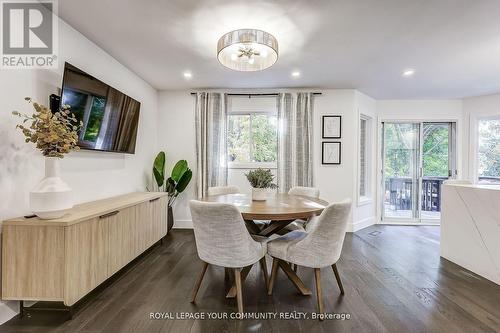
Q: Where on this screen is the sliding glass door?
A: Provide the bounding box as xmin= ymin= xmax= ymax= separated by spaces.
xmin=382 ymin=122 xmax=456 ymax=223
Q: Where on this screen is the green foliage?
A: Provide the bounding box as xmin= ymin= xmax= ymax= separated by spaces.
xmin=153 ymin=151 xmax=166 ymax=187
xmin=478 ymin=119 xmax=500 ymax=179
xmin=82 ymin=97 xmax=105 ymax=142
xmin=171 ymin=160 xmax=188 ymax=182
xmin=149 ymin=152 xmax=192 ymax=206
xmin=252 ymin=114 xmax=278 ymax=162
xmin=228 ymin=114 xmax=277 ymax=163
xmin=422 ymin=124 xmax=449 ymax=177
xmin=245 ymin=168 xmax=277 ymax=189
xmin=384 ymin=123 xmax=450 ymax=178
xmin=175 ymin=169 xmax=193 ymax=193
xmin=228 ymin=115 xmax=250 ymax=162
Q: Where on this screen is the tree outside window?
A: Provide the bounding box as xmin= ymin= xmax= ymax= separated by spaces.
xmin=227 ymin=113 xmax=277 ymax=164
xmin=478 ymin=119 xmax=500 ymax=184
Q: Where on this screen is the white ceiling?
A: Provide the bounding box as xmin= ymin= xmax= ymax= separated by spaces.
xmin=59 ymin=0 xmax=500 ymax=99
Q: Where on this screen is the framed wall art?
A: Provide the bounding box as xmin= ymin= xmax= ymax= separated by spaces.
xmin=322 ymin=142 xmax=341 ymax=165
xmin=322 ymin=115 xmax=341 ymax=139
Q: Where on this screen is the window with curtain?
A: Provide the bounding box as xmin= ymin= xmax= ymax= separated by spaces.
xmin=358 ymin=115 xmax=372 ymax=201
xmin=477 ymin=118 xmax=500 ymax=184
xmin=227 ymin=96 xmax=278 ymax=167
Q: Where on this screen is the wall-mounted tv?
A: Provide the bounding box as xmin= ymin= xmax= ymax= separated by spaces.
xmin=60 ymin=62 xmax=140 ymax=154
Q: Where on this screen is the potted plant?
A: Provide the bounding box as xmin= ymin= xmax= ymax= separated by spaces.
xmin=149 ymin=151 xmax=192 ymax=231
xmin=245 ymin=168 xmax=277 ymax=201
xmin=12 ymin=98 xmax=82 ymax=219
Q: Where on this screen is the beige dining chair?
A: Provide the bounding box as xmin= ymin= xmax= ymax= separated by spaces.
xmin=207 ymin=185 xmax=240 ymax=196
xmin=279 ymin=186 xmax=321 ymax=234
xmin=189 ymin=200 xmax=268 ymax=314
xmin=267 ymin=199 xmax=352 ymax=317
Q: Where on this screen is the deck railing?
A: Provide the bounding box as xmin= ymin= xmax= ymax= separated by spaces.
xmin=385 ymin=177 xmax=448 ymax=212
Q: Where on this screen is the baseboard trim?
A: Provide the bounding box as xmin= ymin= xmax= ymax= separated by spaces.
xmin=348 ymin=216 xmax=375 ymax=233
xmin=172 ymin=220 xmax=193 ymax=229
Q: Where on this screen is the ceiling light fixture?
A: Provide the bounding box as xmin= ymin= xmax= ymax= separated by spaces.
xmin=291 ymin=71 xmax=300 ymax=77
xmin=183 ymin=71 xmax=192 ymax=79
xmin=402 ymin=69 xmax=415 ymax=77
xmin=217 ymin=29 xmax=278 ymax=71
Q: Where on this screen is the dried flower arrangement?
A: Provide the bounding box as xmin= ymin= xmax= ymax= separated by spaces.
xmin=12 ymin=97 xmax=82 ymax=158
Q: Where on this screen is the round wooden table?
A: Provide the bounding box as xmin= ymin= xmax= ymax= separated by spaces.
xmin=200 ymin=193 xmax=329 ymax=237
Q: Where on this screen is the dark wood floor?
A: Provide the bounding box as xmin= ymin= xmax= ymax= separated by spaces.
xmin=1 ymin=225 xmax=500 ymax=333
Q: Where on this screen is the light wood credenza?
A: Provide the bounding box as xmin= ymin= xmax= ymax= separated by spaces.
xmin=2 ymin=192 xmax=168 ymax=307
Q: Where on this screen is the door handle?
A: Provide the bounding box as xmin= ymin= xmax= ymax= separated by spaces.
xmin=149 ymin=197 xmax=160 ymax=203
xmin=99 ymin=210 xmax=119 ymax=219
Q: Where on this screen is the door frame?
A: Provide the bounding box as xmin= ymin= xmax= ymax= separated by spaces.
xmin=376 ymin=117 xmax=460 ymax=225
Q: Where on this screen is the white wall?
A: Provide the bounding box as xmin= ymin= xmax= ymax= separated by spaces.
xmin=462 ymin=93 xmax=500 ymax=180
xmin=0 ymin=19 xmax=159 ymax=321
xmin=157 ymin=91 xmax=196 ymax=227
xmin=157 ymin=89 xmax=366 ymax=230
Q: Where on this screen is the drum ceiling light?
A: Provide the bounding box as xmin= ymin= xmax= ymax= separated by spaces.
xmin=217 ymin=29 xmax=278 ymax=71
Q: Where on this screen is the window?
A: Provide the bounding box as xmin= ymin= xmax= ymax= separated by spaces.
xmin=227 ymin=97 xmax=278 ymax=167
xmin=358 ymin=115 xmax=372 ymax=202
xmin=477 ymin=118 xmax=500 ymax=184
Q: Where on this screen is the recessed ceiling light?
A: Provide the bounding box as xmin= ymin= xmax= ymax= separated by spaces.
xmin=402 ymin=69 xmax=415 ymax=77
xmin=291 ymin=71 xmax=300 ymax=77
xmin=183 ymin=71 xmax=192 ymax=79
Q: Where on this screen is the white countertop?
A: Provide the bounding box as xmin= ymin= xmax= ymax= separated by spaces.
xmin=445 ymin=183 xmax=500 ymax=191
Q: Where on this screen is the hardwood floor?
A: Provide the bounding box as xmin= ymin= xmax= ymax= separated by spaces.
xmin=1 ymin=225 xmax=500 ymax=333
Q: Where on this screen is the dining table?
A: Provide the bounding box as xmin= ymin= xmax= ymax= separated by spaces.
xmin=200 ymin=192 xmax=329 ymax=237
xmin=199 ymin=192 xmax=329 ymax=298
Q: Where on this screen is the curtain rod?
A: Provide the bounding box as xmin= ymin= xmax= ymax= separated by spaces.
xmin=189 ymin=92 xmax=322 ymax=96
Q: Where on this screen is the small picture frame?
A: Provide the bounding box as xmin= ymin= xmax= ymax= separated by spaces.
xmin=322 ymin=115 xmax=341 ymax=139
xmin=322 ymin=142 xmax=341 ymax=165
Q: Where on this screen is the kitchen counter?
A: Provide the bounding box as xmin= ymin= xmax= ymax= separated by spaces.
xmin=441 ymin=183 xmax=500 ymax=285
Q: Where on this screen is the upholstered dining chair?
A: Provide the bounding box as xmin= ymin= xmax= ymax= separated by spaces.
xmin=189 ymin=200 xmax=268 ymax=314
xmin=207 ymin=185 xmax=240 ymax=196
xmin=279 ymin=186 xmax=321 ymax=234
xmin=267 ymin=199 xmax=352 ymax=317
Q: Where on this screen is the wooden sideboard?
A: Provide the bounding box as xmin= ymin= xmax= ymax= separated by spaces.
xmin=2 ymin=192 xmax=168 ymax=306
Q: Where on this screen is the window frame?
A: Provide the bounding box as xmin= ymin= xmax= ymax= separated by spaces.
xmin=357 ymin=114 xmax=373 ymax=206
xmin=475 ymin=115 xmax=500 ymax=185
xmin=227 ymin=110 xmax=278 ymax=169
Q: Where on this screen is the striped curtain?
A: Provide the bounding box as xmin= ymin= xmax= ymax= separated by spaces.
xmin=195 ymin=92 xmax=228 ymax=198
xmin=277 ymin=92 xmax=314 ymax=192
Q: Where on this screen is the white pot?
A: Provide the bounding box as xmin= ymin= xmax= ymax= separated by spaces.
xmin=252 ymin=188 xmax=268 ymax=201
xmin=30 ymin=157 xmax=73 ymax=219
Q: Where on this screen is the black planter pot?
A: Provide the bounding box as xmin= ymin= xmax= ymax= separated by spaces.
xmin=167 ymin=206 xmax=174 ymax=232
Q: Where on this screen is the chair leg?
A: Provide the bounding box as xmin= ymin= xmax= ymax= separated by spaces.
xmin=314 ymin=268 xmax=324 ymax=319
xmin=190 ymin=262 xmax=209 ymax=303
xmin=259 ymin=257 xmax=269 ymax=292
xmin=331 ymin=263 xmax=345 ymax=295
xmin=268 ymin=258 xmax=279 ymax=295
xmin=234 ymin=268 xmax=244 ymax=314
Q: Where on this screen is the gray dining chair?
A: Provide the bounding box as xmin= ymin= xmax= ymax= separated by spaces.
xmin=279 ymin=186 xmax=321 ymax=234
xmin=189 ymin=200 xmax=268 ymax=314
xmin=207 ymin=185 xmax=240 ymax=196
xmin=267 ymin=199 xmax=352 ymax=317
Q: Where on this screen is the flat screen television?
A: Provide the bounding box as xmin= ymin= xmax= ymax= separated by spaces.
xmin=60 ymin=62 xmax=140 ymax=154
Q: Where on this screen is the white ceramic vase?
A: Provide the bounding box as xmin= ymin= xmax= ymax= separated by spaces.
xmin=30 ymin=157 xmax=73 ymax=219
xmin=252 ymin=188 xmax=268 ymax=201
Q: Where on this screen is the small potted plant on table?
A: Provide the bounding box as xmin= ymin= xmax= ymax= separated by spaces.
xmin=245 ymin=168 xmax=277 ymax=201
